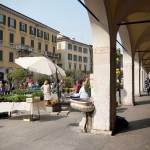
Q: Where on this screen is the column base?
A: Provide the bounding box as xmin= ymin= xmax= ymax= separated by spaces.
xmin=91 ymin=129 xmax=112 ymax=135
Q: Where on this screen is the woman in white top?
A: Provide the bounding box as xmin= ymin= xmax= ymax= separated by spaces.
xmin=71 ymin=80 xmax=89 ymax=99
xmin=41 ymin=80 xmax=51 ymax=105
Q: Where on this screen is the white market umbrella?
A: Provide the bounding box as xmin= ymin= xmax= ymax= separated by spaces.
xmin=15 ymin=57 xmax=66 ymax=78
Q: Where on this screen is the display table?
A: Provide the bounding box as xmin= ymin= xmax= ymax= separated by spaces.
xmin=0 ymin=101 xmax=46 ymax=120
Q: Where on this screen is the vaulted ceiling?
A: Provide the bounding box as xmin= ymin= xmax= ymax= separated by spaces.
xmin=83 ymin=0 xmax=150 ymax=71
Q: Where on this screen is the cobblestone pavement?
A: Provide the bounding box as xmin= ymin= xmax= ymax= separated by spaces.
xmin=0 ymin=95 xmax=150 ymax=150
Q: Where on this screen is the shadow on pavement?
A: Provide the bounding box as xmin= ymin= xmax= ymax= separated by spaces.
xmin=8 ymin=114 xmax=68 ymax=122
xmin=135 ymin=100 xmax=150 ymax=105
xmin=117 ymin=118 xmax=150 ymax=133
xmin=117 ymin=107 xmax=128 ymax=113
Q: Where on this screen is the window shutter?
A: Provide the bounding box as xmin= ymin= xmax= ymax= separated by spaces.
xmin=34 ymin=28 xmax=36 ymax=36
xmin=48 ymin=33 xmax=49 ymax=41
xmin=0 ymin=51 xmax=3 ymax=61
xmin=44 ymin=32 xmax=46 ymax=39
xmin=55 ymin=36 xmax=57 ymax=43
xmin=52 ymin=35 xmax=53 ymax=42
xmin=19 ymin=22 xmax=21 ymax=31
xmin=25 ymin=24 xmax=27 ymax=32
xmin=30 ymin=26 xmax=31 ymax=34
xmin=8 ymin=17 xmax=10 ymax=27
xmin=41 ymin=31 xmax=43 ymax=38
xmin=3 ymin=15 xmax=6 ymax=25
xmin=14 ymin=20 xmax=16 ymax=29
xmin=0 ymin=30 xmax=3 ymax=41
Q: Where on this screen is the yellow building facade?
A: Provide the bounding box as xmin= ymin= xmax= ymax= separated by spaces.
xmin=0 ymin=4 xmax=60 ymax=80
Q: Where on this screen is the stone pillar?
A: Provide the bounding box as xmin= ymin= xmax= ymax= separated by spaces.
xmin=123 ymin=50 xmax=134 ymax=105
xmin=134 ymin=60 xmax=140 ymax=96
xmin=90 ymin=47 xmax=116 ymax=135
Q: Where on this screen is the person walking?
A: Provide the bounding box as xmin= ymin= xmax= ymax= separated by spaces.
xmin=145 ymin=77 xmax=150 ymax=95
xmin=41 ymin=80 xmax=51 ymax=105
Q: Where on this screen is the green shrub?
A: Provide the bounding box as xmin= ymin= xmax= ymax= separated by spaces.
xmin=31 ymin=91 xmax=43 ymax=100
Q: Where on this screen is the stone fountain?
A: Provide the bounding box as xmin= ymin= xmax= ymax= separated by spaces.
xmin=70 ymin=98 xmax=95 ymax=133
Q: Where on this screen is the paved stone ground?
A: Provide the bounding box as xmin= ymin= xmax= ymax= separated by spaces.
xmin=0 ymin=95 xmax=150 ymax=150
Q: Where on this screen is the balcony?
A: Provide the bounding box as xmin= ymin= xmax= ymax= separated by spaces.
xmin=16 ymin=44 xmax=33 ymax=52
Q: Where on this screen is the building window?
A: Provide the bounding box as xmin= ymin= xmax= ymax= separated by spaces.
xmin=83 ymin=57 xmax=88 ymax=63
xmin=0 ymin=30 xmax=3 ymax=41
xmin=79 ymin=64 xmax=82 ymax=70
xmin=21 ymin=36 xmax=25 ymax=45
xmin=9 ymin=33 xmax=14 ymax=43
xmin=8 ymin=17 xmax=16 ymax=28
xmin=73 ymin=55 xmax=77 ymax=61
xmin=78 ymin=56 xmax=82 ymax=62
xmin=31 ymin=40 xmax=34 ymax=48
xmin=73 ymin=45 xmax=77 ymax=51
xmin=68 ymin=43 xmax=72 ymax=50
xmin=0 ymin=51 xmax=3 ymax=61
xmin=9 ymin=52 xmax=13 ymax=62
xmin=74 ymin=64 xmax=77 ymax=70
xmin=37 ymin=29 xmax=43 ymax=38
xmin=52 ymin=35 xmax=56 ymax=42
xmin=38 ymin=42 xmax=41 ymax=51
xmin=45 ymin=44 xmax=48 ymax=51
xmin=69 ymin=63 xmax=71 ymax=69
xmin=0 ymin=14 xmax=6 ymax=25
xmin=83 ymin=48 xmax=88 ymax=53
xmin=44 ymin=32 xmax=49 ymax=40
xmin=30 ymin=26 xmax=36 ymax=35
xmin=79 ymin=47 xmax=82 ymax=52
xmin=68 ymin=54 xmax=72 ymax=60
xmin=20 ymin=22 xmax=27 ymax=32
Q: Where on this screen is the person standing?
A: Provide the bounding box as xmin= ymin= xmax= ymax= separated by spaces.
xmin=75 ymin=80 xmax=81 ymax=93
xmin=145 ymin=77 xmax=150 ymax=95
xmin=41 ymin=80 xmax=51 ymax=105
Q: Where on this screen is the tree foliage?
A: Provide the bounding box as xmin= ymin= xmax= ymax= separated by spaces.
xmin=7 ymin=68 xmax=28 ymax=83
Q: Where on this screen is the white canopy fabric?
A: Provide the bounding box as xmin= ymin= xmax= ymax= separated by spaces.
xmin=15 ymin=57 xmax=66 ymax=78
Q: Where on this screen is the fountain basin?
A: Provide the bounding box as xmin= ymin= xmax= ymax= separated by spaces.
xmin=70 ymin=99 xmax=94 ymax=112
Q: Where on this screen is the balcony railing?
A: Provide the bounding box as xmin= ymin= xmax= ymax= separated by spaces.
xmin=16 ymin=44 xmax=33 ymax=52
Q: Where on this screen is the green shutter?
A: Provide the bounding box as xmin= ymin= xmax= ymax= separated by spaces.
xmin=3 ymin=15 xmax=6 ymax=25
xmin=25 ymin=24 xmax=27 ymax=32
xmin=48 ymin=33 xmax=49 ymax=41
xmin=0 ymin=51 xmax=3 ymax=61
xmin=14 ymin=20 xmax=16 ymax=29
xmin=8 ymin=17 xmax=10 ymax=27
xmin=30 ymin=26 xmax=32 ymax=34
xmin=44 ymin=32 xmax=46 ymax=39
xmin=0 ymin=30 xmax=3 ymax=41
xmin=19 ymin=22 xmax=21 ymax=31
xmin=34 ymin=28 xmax=36 ymax=36
xmin=41 ymin=31 xmax=43 ymax=38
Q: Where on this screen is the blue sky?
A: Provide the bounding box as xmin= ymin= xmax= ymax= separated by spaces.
xmin=0 ymin=0 xmax=122 ymax=49
xmin=0 ymin=0 xmax=92 ymax=45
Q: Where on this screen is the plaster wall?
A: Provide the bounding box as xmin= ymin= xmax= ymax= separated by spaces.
xmin=134 ymin=53 xmax=140 ymax=96
xmin=119 ymin=26 xmax=134 ymax=105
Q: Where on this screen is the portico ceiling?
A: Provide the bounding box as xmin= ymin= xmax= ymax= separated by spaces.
xmin=83 ymin=0 xmax=150 ymax=71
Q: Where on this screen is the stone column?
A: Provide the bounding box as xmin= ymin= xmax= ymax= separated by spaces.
xmin=90 ymin=47 xmax=116 ymax=135
xmin=134 ymin=60 xmax=140 ymax=96
xmin=123 ymin=50 xmax=134 ymax=105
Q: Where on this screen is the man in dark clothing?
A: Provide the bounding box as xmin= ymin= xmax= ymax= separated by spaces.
xmin=145 ymin=78 xmax=150 ymax=95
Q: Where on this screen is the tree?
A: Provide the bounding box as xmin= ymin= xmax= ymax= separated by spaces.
xmin=7 ymin=68 xmax=28 ymax=84
xmin=65 ymin=69 xmax=82 ymax=83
